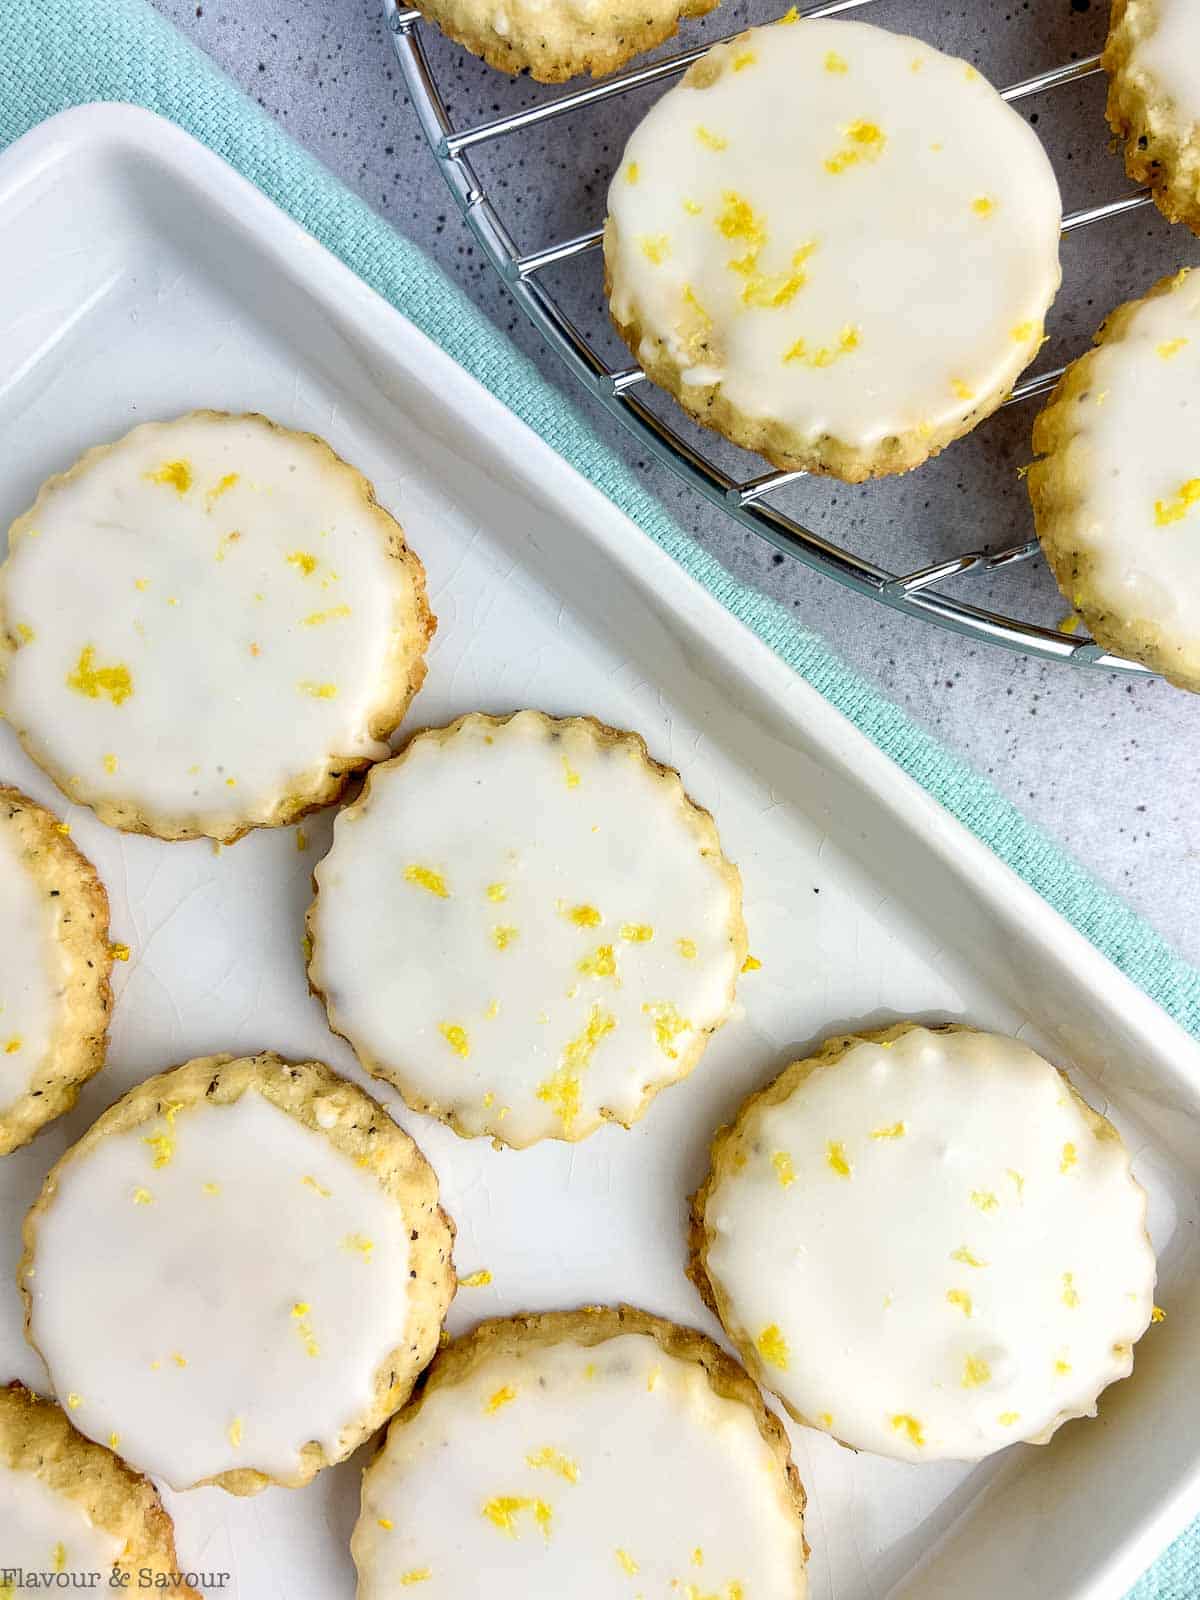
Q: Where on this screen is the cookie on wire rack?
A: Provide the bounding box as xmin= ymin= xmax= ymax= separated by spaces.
xmin=1028 ymin=268 xmax=1200 ymax=690
xmin=0 ymin=785 xmax=112 ymax=1157
xmin=0 ymin=1381 xmax=199 ymax=1595
xmin=352 ymin=1306 xmax=810 ymax=1599
xmin=20 ymin=1052 xmax=455 ymax=1495
xmin=409 ymin=0 xmax=717 ymax=83
xmin=308 ymin=710 xmax=747 ymax=1148
xmin=0 ymin=412 xmax=434 ymax=843
xmin=689 ymin=1024 xmax=1157 ymax=1463
xmin=1105 ymin=0 xmax=1200 ymax=235
xmin=604 ymin=16 xmax=1063 ymax=482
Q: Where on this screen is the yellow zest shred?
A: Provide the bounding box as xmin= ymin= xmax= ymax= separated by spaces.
xmin=616 ymin=1548 xmax=640 ymax=1575
xmin=291 ymin=1302 xmax=320 ymax=1358
xmin=343 ymin=1233 xmax=375 ymax=1262
xmin=1060 ymin=1142 xmax=1078 ymax=1174
xmin=946 ymin=1289 xmax=973 ymax=1317
xmin=536 ymin=1004 xmax=616 ymax=1131
xmin=578 ymin=944 xmax=617 ymax=979
xmin=871 ymin=1121 xmax=906 ymax=1140
xmin=66 ymin=645 xmax=133 ymax=706
xmin=782 ymin=324 xmax=859 ymax=367
xmin=825 ymin=120 xmax=887 ymax=174
xmin=486 ymin=882 xmax=508 ymax=902
xmin=132 ymin=1187 xmax=153 ymax=1206
xmin=771 ymin=1151 xmax=796 ymax=1188
xmin=639 ymin=234 xmax=671 ymax=265
xmin=228 ymin=1417 xmax=243 ymax=1448
xmin=971 ymin=195 xmax=995 ymax=217
xmin=1155 ymin=479 xmax=1200 ymax=527
xmin=696 ymin=125 xmax=728 ymax=151
xmin=824 ymin=49 xmax=847 ymax=72
xmin=460 ymin=1269 xmax=492 ymax=1288
xmin=889 ymin=1413 xmax=925 ymax=1447
xmin=951 ymin=1246 xmax=988 ymax=1268
xmin=756 ymin=1324 xmax=790 ymax=1370
xmin=620 ymin=922 xmax=654 ymax=942
xmin=400 ymin=1570 xmax=432 ymax=1586
xmin=492 ymin=924 xmax=519 ymax=950
xmin=970 ymin=1190 xmax=999 ymax=1212
xmin=526 ymin=1445 xmax=580 ymax=1483
xmin=439 ymin=1022 xmax=470 ymax=1058
xmin=1152 ymin=1305 xmax=1166 ymax=1323
xmin=485 ymin=1385 xmax=517 ymax=1414
xmin=642 ymin=1000 xmax=690 ymax=1058
xmin=298 ymin=680 xmax=337 ymax=699
xmin=109 ymin=942 xmax=130 ymax=961
xmin=564 ymin=902 xmax=602 ymax=927
xmin=625 ymin=161 xmax=639 ymax=185
xmin=732 ymin=49 xmax=756 ymax=70
xmin=1062 ymin=1272 xmax=1080 ymax=1308
xmin=287 ymin=550 xmax=318 ymax=576
xmin=145 ymin=459 xmax=192 ymax=493
xmin=677 ymin=937 xmax=697 ymax=960
xmin=302 ymin=604 xmax=352 ymax=625
xmin=405 ymin=864 xmax=450 ymax=897
xmin=1157 ymin=338 xmax=1189 ymax=359
xmin=962 ymin=1354 xmax=991 ymax=1388
xmin=826 ymin=1140 xmax=852 ymax=1178
xmin=741 ymin=954 xmax=762 ymax=972
xmin=480 ymin=1497 xmax=553 ymax=1539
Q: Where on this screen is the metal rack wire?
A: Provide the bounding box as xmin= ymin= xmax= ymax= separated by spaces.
xmin=385 ymin=0 xmax=1155 ymax=672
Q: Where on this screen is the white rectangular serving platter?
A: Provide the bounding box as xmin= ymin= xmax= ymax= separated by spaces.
xmin=1 ymin=103 xmax=1199 ymax=1600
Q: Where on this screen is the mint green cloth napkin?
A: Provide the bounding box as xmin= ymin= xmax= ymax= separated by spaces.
xmin=0 ymin=1 xmax=1197 ymax=1591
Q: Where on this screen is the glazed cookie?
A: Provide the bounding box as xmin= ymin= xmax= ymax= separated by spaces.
xmin=690 ymin=1024 xmax=1156 ymax=1463
xmin=411 ymin=0 xmax=716 ymax=83
xmin=605 ymin=17 xmax=1062 ymax=481
xmin=308 ymin=710 xmax=746 ymax=1148
xmin=0 ymin=786 xmax=112 ymax=1156
xmin=0 ymin=412 xmax=433 ymax=842
xmin=1105 ymin=0 xmax=1200 ymax=235
xmin=20 ymin=1052 xmax=454 ymax=1495
xmin=1029 ymin=268 xmax=1200 ymax=689
xmin=352 ymin=1306 xmax=809 ymax=1598
xmin=0 ymin=1382 xmax=198 ymax=1596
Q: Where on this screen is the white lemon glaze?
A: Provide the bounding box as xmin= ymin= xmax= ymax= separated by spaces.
xmin=0 ymin=413 xmax=427 ymax=838
xmin=1132 ymin=0 xmax=1200 ymax=123
xmin=354 ymin=1331 xmax=807 ymax=1598
xmin=0 ymin=822 xmax=57 ymax=1118
xmin=309 ymin=712 xmax=744 ymax=1146
xmin=702 ymin=1027 xmax=1156 ymax=1462
xmin=606 ymin=17 xmax=1061 ymax=449
xmin=0 ymin=1459 xmax=121 ymax=1576
xmin=1044 ymin=269 xmax=1200 ymax=635
xmin=25 ymin=1089 xmax=416 ymax=1490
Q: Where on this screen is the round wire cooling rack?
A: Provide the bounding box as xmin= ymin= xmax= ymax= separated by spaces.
xmin=384 ymin=0 xmax=1158 ymax=674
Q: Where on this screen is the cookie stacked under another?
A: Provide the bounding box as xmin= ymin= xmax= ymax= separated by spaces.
xmin=690 ymin=1024 xmax=1156 ymax=1462
xmin=20 ymin=1053 xmax=455 ymax=1494
xmin=605 ymin=17 xmax=1062 ymax=480
xmin=353 ymin=1306 xmax=809 ymax=1597
xmin=0 ymin=412 xmax=433 ymax=841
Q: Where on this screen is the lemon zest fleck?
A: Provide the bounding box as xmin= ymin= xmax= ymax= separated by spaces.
xmin=145 ymin=460 xmax=191 ymax=493
xmin=1158 ymin=338 xmax=1189 ymax=359
xmin=620 ymin=922 xmax=654 ymax=942
xmin=405 ymin=864 xmax=450 ymax=898
xmin=1060 ymin=1142 xmax=1078 ymax=1174
xmin=741 ymin=953 xmax=762 ymax=972
xmin=643 ymin=999 xmax=690 ymax=1058
xmin=871 ymin=1121 xmax=906 ymax=1140
xmin=677 ymin=937 xmax=697 ymax=960
xmin=826 ymin=1140 xmax=852 ymax=1178
xmin=946 ymin=1289 xmax=973 ymax=1317
xmin=287 ymin=550 xmax=318 ymax=576
xmin=962 ymin=1354 xmax=991 ymax=1388
xmin=825 ymin=120 xmax=887 ymax=174
xmin=696 ymin=125 xmax=728 ymax=151
xmin=526 ymin=1445 xmax=580 ymax=1483
xmin=578 ymin=943 xmax=617 ymax=979
xmin=889 ymin=1413 xmax=925 ymax=1447
xmin=461 ymin=1269 xmax=493 ymax=1288
xmin=439 ymin=1022 xmax=470 ymax=1059
xmin=492 ymin=924 xmax=519 ymax=951
xmin=485 ymin=1385 xmax=516 ymax=1414
xmin=1155 ymin=479 xmax=1200 ymax=527
xmin=481 ymin=1497 xmax=553 ymax=1538
xmin=616 ymin=1548 xmax=640 ymax=1575
xmin=824 ymin=49 xmax=848 ymax=72
xmin=771 ymin=1151 xmax=796 ymax=1188
xmin=756 ymin=1324 xmax=790 ymax=1369
xmin=66 ymin=646 xmax=133 ymax=706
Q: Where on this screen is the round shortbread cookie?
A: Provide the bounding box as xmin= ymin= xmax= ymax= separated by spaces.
xmin=20 ymin=1053 xmax=455 ymax=1495
xmin=308 ymin=710 xmax=747 ymax=1148
xmin=0 ymin=412 xmax=434 ymax=842
xmin=604 ymin=17 xmax=1062 ymax=482
xmin=0 ymin=786 xmax=112 ymax=1157
xmin=1105 ymin=0 xmax=1200 ymax=235
xmin=412 ymin=0 xmax=716 ymax=83
xmin=1029 ymin=268 xmax=1200 ymax=690
xmin=0 ymin=1382 xmax=198 ymax=1596
xmin=352 ymin=1306 xmax=809 ymax=1598
xmin=689 ymin=1024 xmax=1156 ymax=1464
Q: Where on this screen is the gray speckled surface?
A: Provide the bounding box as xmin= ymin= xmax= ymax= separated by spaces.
xmin=153 ymin=0 xmax=1200 ymax=961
